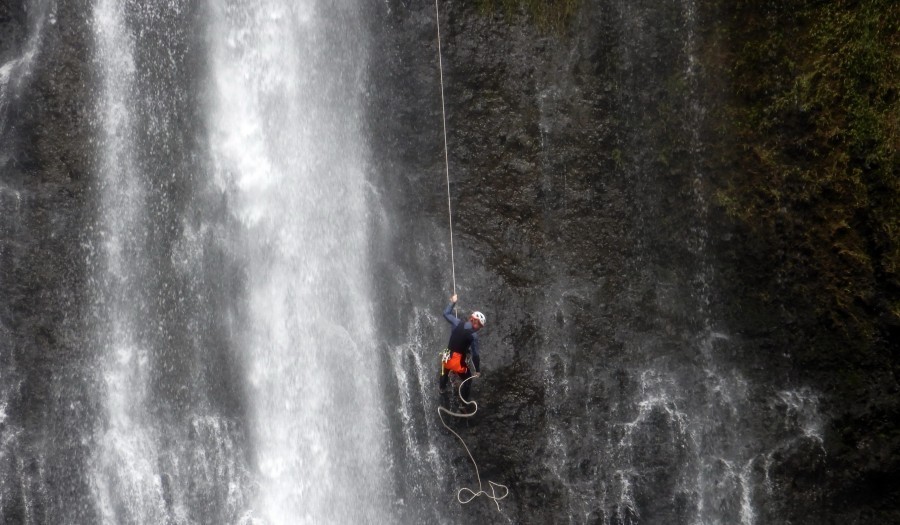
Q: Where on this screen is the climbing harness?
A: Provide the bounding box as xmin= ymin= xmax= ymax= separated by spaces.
xmin=433 ymin=0 xmax=509 ymax=510
xmin=435 ymin=0 xmax=456 ymax=296
xmin=437 ymin=376 xmax=510 ymax=510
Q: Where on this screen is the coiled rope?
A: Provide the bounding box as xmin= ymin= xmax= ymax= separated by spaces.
xmin=435 ymin=0 xmax=456 ymax=295
xmin=437 ymin=376 xmax=510 ymax=510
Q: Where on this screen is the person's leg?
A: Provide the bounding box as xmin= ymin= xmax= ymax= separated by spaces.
xmin=439 ymin=367 xmax=449 ymax=392
xmin=442 ymin=352 xmax=464 ymax=393
xmin=439 ymin=350 xmax=453 ymax=392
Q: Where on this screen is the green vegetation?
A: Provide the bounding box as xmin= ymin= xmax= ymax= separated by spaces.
xmin=476 ymin=0 xmax=580 ymax=30
xmin=711 ymin=0 xmax=899 ymax=355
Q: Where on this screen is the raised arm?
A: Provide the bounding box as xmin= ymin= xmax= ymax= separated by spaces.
xmin=443 ymin=294 xmax=460 ymax=327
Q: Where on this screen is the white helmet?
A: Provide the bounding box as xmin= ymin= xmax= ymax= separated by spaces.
xmin=470 ymin=311 xmax=486 ymax=326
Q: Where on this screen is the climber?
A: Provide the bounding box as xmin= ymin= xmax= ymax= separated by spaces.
xmin=439 ymin=293 xmax=485 ymax=407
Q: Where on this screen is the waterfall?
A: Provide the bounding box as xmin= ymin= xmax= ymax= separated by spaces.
xmin=89 ymin=0 xmax=166 ymax=519
xmin=83 ymin=0 xmax=388 ymax=522
xmin=88 ymin=1 xmax=255 ymax=522
xmin=207 ymin=1 xmax=388 ymax=522
xmin=3 ymin=0 xmax=845 ymax=522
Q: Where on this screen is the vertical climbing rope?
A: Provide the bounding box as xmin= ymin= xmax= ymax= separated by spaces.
xmin=435 ymin=0 xmax=456 ymax=295
xmin=433 ymin=1 xmax=509 ymax=511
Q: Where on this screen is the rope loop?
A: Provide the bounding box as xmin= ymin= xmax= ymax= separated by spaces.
xmin=437 ymin=375 xmax=510 ymax=511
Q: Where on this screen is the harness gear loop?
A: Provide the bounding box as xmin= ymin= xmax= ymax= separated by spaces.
xmin=439 ymin=350 xmax=449 ymax=376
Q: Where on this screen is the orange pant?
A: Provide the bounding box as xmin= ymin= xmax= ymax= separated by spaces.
xmin=443 ymin=351 xmax=468 ymax=374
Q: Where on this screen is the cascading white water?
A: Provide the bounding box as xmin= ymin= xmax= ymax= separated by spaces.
xmin=3 ymin=0 xmax=853 ymax=522
xmin=88 ymin=1 xmax=176 ymax=521
xmin=88 ymin=2 xmax=256 ymax=522
xmin=208 ymin=1 xmax=389 ymax=522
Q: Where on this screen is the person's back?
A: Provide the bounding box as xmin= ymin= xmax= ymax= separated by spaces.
xmin=440 ymin=294 xmax=485 ymax=405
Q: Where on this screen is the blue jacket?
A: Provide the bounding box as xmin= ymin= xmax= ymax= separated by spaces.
xmin=444 ymin=301 xmax=480 ymax=372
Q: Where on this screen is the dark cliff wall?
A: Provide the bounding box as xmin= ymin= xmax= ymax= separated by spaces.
xmin=369 ymin=0 xmax=898 ymax=523
xmin=369 ymin=0 xmax=730 ymax=522
xmin=1 ymin=0 xmax=895 ymax=522
xmin=706 ymin=1 xmax=900 ymax=522
xmin=1 ymin=0 xmax=98 ymax=521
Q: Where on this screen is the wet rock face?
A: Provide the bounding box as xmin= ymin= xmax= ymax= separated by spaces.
xmin=1 ymin=0 xmax=893 ymax=522
xmin=1 ymin=1 xmax=98 ymax=521
xmin=368 ymin=1 xmax=713 ymax=522
xmin=368 ymin=1 xmax=896 ymax=524
xmin=0 ymin=3 xmax=27 ymax=64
